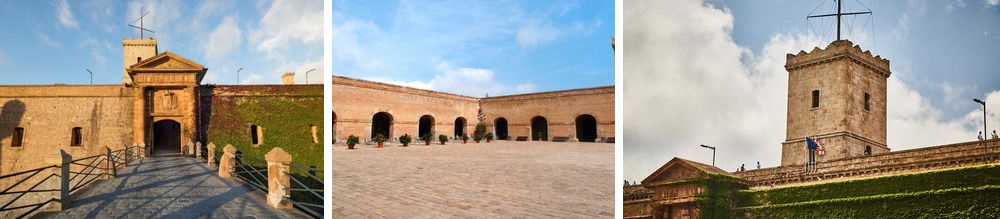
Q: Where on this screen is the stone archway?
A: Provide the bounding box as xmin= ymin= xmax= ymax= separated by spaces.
xmin=153 ymin=119 xmax=181 ymax=155
xmin=494 ymin=117 xmax=509 ymax=140
xmin=371 ymin=112 xmax=393 ymax=139
xmin=419 ymin=115 xmax=435 ymax=138
xmin=575 ymin=114 xmax=598 ymax=142
xmin=531 ymin=116 xmax=548 ymax=141
xmin=454 ymin=117 xmax=466 ymax=138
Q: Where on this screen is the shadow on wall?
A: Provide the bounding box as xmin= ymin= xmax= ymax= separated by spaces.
xmin=0 ymin=100 xmax=26 ymax=142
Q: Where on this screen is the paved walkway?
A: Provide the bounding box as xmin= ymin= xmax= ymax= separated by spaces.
xmin=47 ymin=156 xmax=309 ymax=218
xmin=331 ymin=141 xmax=615 ymax=218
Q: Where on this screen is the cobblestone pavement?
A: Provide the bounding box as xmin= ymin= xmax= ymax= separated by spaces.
xmin=48 ymin=156 xmax=310 ymax=218
xmin=331 ymin=141 xmax=615 ymax=218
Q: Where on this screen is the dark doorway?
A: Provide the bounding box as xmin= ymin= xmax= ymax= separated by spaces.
xmin=371 ymin=112 xmax=392 ymax=139
xmin=576 ymin=114 xmax=598 ymax=142
xmin=419 ymin=115 xmax=435 ymax=138
xmin=454 ymin=117 xmax=466 ymax=138
xmin=153 ymin=120 xmax=181 ymax=155
xmin=332 ymin=111 xmax=337 ymax=143
xmin=494 ymin=117 xmax=509 ymax=140
xmin=531 ymin=116 xmax=548 ymax=141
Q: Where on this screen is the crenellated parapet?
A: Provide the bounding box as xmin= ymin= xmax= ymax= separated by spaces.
xmin=785 ymin=39 xmax=890 ymax=78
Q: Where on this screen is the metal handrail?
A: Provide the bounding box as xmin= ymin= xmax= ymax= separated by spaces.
xmin=285 ymin=164 xmax=323 ymax=218
xmin=231 ymin=153 xmax=269 ymax=192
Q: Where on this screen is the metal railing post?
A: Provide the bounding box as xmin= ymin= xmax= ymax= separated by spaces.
xmin=265 ymin=147 xmax=292 ymax=208
xmin=43 ymin=149 xmax=70 ymax=211
xmin=218 ymin=144 xmax=237 ymax=178
xmin=105 ymin=146 xmax=116 ymax=179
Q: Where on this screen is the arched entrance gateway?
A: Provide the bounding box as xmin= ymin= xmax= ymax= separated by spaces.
xmin=371 ymin=112 xmax=393 ymax=139
xmin=419 ymin=115 xmax=435 ymax=138
xmin=454 ymin=117 xmax=466 ymax=138
xmin=575 ymin=114 xmax=598 ymax=142
xmin=152 ymin=120 xmax=181 ymax=155
xmin=531 ymin=116 xmax=548 ymax=141
xmin=494 ymin=117 xmax=509 ymax=140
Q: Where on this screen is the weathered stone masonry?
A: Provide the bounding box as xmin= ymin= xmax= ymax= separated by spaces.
xmin=332 ymin=75 xmax=615 ymax=143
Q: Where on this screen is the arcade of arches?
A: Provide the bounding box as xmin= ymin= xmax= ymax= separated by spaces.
xmin=332 ymin=75 xmax=615 ymax=143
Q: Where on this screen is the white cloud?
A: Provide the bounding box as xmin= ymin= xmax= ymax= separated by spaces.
xmin=37 ymin=33 xmax=61 ymax=48
xmin=291 ymin=59 xmax=324 ymax=84
xmin=204 ymin=15 xmax=242 ymax=59
xmin=623 ymin=0 xmax=988 ymax=181
xmin=988 ymin=0 xmax=1000 ymax=7
xmin=331 ymin=12 xmax=382 ymax=74
xmin=946 ymin=0 xmax=966 ymax=11
xmin=241 ymin=74 xmax=263 ymax=84
xmin=56 ymin=0 xmax=79 ymax=28
xmin=516 ymin=20 xmax=563 ymax=48
xmin=368 ymin=61 xmax=537 ymax=97
xmin=250 ymin=0 xmax=323 ymax=61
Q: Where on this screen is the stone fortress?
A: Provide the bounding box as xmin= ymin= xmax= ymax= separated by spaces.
xmin=0 ymin=36 xmax=323 ymax=177
xmin=332 ymin=75 xmax=615 ymax=144
xmin=623 ymin=39 xmax=1000 ymax=218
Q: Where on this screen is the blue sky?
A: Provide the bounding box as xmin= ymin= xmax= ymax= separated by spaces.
xmin=332 ymin=0 xmax=614 ymax=97
xmin=0 ymin=0 xmax=323 ymax=85
xmin=624 ymin=0 xmax=1000 ymax=181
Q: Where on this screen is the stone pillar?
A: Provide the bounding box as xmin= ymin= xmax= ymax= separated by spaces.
xmin=105 ymin=146 xmax=116 ymax=179
xmin=183 ymin=141 xmax=192 ymax=156
xmin=43 ymin=149 xmax=70 ymax=212
xmin=139 ymin=143 xmax=148 ymax=157
xmin=218 ymin=144 xmax=236 ymax=178
xmin=195 ymin=142 xmax=202 ymax=158
xmin=186 ymin=86 xmax=197 ymax=150
xmin=134 ymin=86 xmax=147 ymax=146
xmin=265 ymin=147 xmax=293 ymax=208
xmin=207 ymin=143 xmax=217 ymax=167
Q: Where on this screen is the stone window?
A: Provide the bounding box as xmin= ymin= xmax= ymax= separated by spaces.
xmin=10 ymin=127 xmax=24 ymax=147
xmin=309 ymin=124 xmax=318 ymax=143
xmin=812 ymin=90 xmax=820 ymax=108
xmin=864 ymin=93 xmax=871 ymax=111
xmin=71 ymin=127 xmax=83 ymax=146
xmin=865 ymin=146 xmax=872 ymax=156
xmin=250 ymin=125 xmax=263 ymax=145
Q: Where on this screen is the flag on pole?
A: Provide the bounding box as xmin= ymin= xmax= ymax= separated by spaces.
xmin=816 ymin=138 xmax=825 ymax=155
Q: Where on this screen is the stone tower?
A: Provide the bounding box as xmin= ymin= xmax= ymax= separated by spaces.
xmin=781 ymin=40 xmax=891 ymax=166
xmin=122 ymin=38 xmax=158 ymax=85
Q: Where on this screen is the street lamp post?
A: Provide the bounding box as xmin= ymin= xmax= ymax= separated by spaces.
xmin=236 ymin=67 xmax=244 ymax=84
xmin=305 ymin=68 xmax=316 ymax=84
xmin=85 ymin=69 xmax=93 ymax=85
xmin=700 ymin=144 xmax=716 ymax=166
xmin=974 ymin=98 xmax=987 ymax=163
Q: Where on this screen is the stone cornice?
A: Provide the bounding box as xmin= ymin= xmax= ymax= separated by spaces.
xmin=481 ymin=86 xmax=614 ymax=103
xmin=785 ymin=40 xmax=890 ymax=78
xmin=333 ymin=75 xmax=479 ymax=102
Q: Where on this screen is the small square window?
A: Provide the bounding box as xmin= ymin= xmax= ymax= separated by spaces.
xmin=71 ymin=127 xmax=83 ymax=146
xmin=11 ymin=127 xmax=24 ymax=147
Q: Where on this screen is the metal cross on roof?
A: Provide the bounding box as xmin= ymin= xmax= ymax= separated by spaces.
xmin=129 ymin=7 xmax=155 ymax=38
xmin=807 ymin=0 xmax=871 ymax=41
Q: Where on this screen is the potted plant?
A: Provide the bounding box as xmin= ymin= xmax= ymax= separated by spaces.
xmin=421 ymin=133 xmax=433 ymax=145
xmin=438 ymin=134 xmax=448 ymax=145
xmin=461 ymin=133 xmax=469 ymax=144
xmin=373 ymin=133 xmax=386 ymax=148
xmin=347 ymin=135 xmax=359 ymax=149
xmin=399 ymin=134 xmax=412 ymax=147
xmin=485 ymin=132 xmax=493 ymax=143
xmin=474 ymin=123 xmax=487 ymax=143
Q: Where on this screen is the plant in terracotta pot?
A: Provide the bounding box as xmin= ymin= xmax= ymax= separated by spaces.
xmin=473 ymin=123 xmax=487 ymax=143
xmin=485 ymin=132 xmax=494 ymax=143
xmin=346 ymin=135 xmax=359 ymax=149
xmin=373 ymin=133 xmax=386 ymax=148
xmin=399 ymin=134 xmax=412 ymax=147
xmin=461 ymin=134 xmax=469 ymax=144
xmin=438 ymin=134 xmax=448 ymax=145
xmin=421 ymin=133 xmax=433 ymax=145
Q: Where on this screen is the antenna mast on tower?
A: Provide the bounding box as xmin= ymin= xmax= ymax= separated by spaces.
xmin=129 ymin=7 xmax=155 ymax=38
xmin=807 ymin=0 xmax=871 ymax=41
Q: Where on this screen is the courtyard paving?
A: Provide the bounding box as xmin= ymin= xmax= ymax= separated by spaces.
xmin=331 ymin=140 xmax=615 ymax=218
xmin=47 ymin=156 xmax=309 ymax=218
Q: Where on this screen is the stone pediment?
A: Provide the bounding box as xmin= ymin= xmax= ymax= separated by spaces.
xmin=642 ymin=157 xmax=733 ymax=186
xmin=129 ymin=51 xmax=205 ymax=72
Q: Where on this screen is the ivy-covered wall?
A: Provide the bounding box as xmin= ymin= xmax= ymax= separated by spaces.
xmin=734 ymin=164 xmax=1000 ymax=218
xmin=199 ymin=85 xmax=323 ymax=171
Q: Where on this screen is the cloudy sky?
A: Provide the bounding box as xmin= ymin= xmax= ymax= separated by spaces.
xmin=624 ymin=0 xmax=1000 ymax=181
xmin=332 ymin=0 xmax=614 ymax=97
xmin=0 ymin=0 xmax=323 ymax=85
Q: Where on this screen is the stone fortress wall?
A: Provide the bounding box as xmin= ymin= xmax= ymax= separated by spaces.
xmin=0 ymin=85 xmax=135 ymax=175
xmin=332 ymin=75 xmax=615 ymax=143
